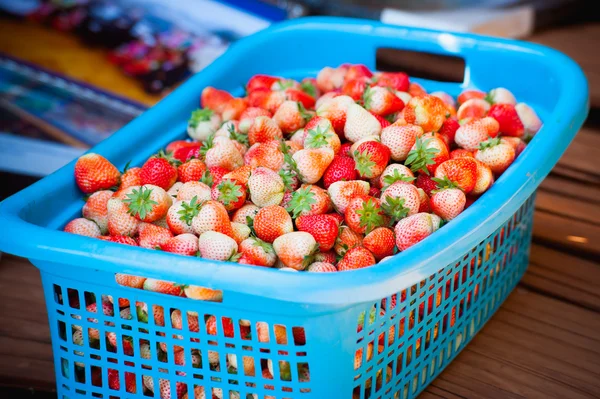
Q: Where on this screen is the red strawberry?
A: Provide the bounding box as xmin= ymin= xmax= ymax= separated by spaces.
xmin=328 ymin=180 xmax=370 ymax=214
xmin=334 ymin=225 xmax=363 ymax=256
xmin=403 ymin=95 xmax=447 ymax=133
xmin=474 ymin=137 xmax=516 ymax=175
xmin=449 ymin=149 xmax=474 ymax=159
xmin=204 ymin=166 xmax=230 ymax=187
xmin=120 ymin=167 xmax=142 ymax=190
xmin=316 ymin=95 xmax=355 ymax=136
xmin=138 ymin=222 xmax=173 ymax=249
xmin=247 ymin=74 xmax=281 ymax=93
xmin=373 ymin=72 xmax=409 ymax=92
xmin=363 ymin=86 xmax=405 ymax=116
xmin=221 ymin=97 xmax=248 ymax=122
xmin=488 ymin=104 xmax=525 ymax=137
xmin=337 ymin=246 xmax=376 ymax=271
xmin=273 ymin=232 xmax=318 ymax=270
xmin=417 ymin=188 xmax=431 ymax=212
xmin=255 ymin=89 xmax=287 ymax=114
xmin=307 ymin=262 xmax=337 ymax=272
xmin=431 ymin=187 xmax=466 ymax=221
xmin=140 ymin=151 xmax=179 ymax=190
xmin=160 ymin=233 xmax=198 ymax=256
xmin=254 ymin=205 xmax=293 ymax=243
xmin=369 ymin=186 xmax=381 ymax=197
xmin=380 ymin=124 xmax=423 ymax=162
xmin=342 ymin=78 xmax=368 ymax=100
xmin=286 ymin=184 xmax=332 ymax=218
xmin=409 ymin=82 xmax=427 ymax=98
xmin=123 ymin=184 xmax=172 ymax=222
xmin=293 ymin=147 xmax=335 ymax=184
xmin=314 ymin=250 xmax=337 ymax=264
xmin=172 ymin=144 xmax=200 ymax=163
xmin=198 ymin=231 xmax=239 ymax=261
xmin=295 ymin=214 xmax=339 ymax=251
xmin=363 ymin=227 xmax=395 ymax=260
xmin=143 ymin=278 xmax=184 ymax=296
xmin=456 ymin=98 xmax=490 ymax=120
xmin=74 ymin=153 xmax=120 ymax=193
xmin=201 ymin=86 xmax=233 ymax=114
xmin=247 ymin=166 xmax=285 ymax=207
xmin=100 ymin=235 xmax=138 ymax=246
xmin=108 ymin=369 xmax=137 ymax=393
xmin=82 ymin=190 xmax=112 ymax=234
xmin=416 ymin=173 xmax=438 ymax=197
xmin=457 ymin=89 xmax=486 ymax=105
xmin=345 ymin=64 xmax=373 ymax=81
xmin=353 ymin=141 xmax=390 ymax=179
xmin=191 ymin=200 xmax=233 ymax=238
xmin=379 ymin=164 xmax=415 ymax=188
xmin=166 ymin=140 xmax=196 ymax=154
xmin=303 ymin=116 xmax=341 ymax=153
xmin=369 ymin=110 xmax=392 ymax=128
xmin=394 ymin=213 xmax=440 ymax=251
xmin=64 ymin=218 xmax=101 ymax=237
xmin=177 ymin=159 xmax=206 ymax=183
xmin=405 ymin=135 xmax=449 ymax=175
xmin=345 ymin=195 xmax=387 ymax=235
xmin=244 ymin=140 xmax=285 ymax=171
xmin=434 ymin=158 xmax=478 ymax=194
xmin=248 ymin=116 xmax=283 ymax=146
xmin=439 ymin=117 xmax=460 ymax=144
xmin=285 ymin=88 xmax=315 ymax=109
xmin=239 ymin=236 xmax=277 ymax=267
xmin=380 ymin=181 xmax=421 ymax=223
xmin=344 ymin=103 xmax=382 ymax=143
xmin=323 ymin=155 xmax=357 ymax=189
xmin=211 ymin=179 xmax=246 ymax=211
xmin=107 ymin=198 xmax=140 ymax=236
xmin=471 ymin=159 xmax=494 ymax=195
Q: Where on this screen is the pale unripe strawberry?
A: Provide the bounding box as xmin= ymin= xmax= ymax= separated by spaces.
xmin=176 ymin=181 xmax=211 ymax=202
xmin=380 ymin=124 xmax=423 ymax=161
xmin=166 ymin=181 xmax=183 ymax=198
xmin=379 ymin=164 xmax=415 ymax=188
xmin=138 ymin=222 xmax=173 ymax=249
xmin=292 ymin=147 xmax=334 ymax=184
xmin=395 ymin=91 xmax=412 ymax=105
xmin=107 ymin=198 xmax=140 ymax=237
xmin=487 ymin=87 xmax=516 ymax=105
xmin=316 ymin=94 xmax=354 ymax=136
xmin=239 ymin=237 xmax=277 ymax=267
xmin=381 ymin=182 xmax=421 ymax=222
xmin=344 ymin=103 xmax=382 ymax=143
xmin=303 ymin=116 xmax=341 ymax=153
xmin=231 ymin=222 xmax=251 ymax=245
xmin=515 ymin=102 xmax=542 ymax=136
xmin=394 ymin=212 xmax=438 ymax=251
xmin=198 ymin=231 xmax=239 ymax=261
xmin=431 ymin=188 xmax=466 ymax=221
xmin=272 ymin=231 xmax=318 ymax=270
xmin=64 ymin=218 xmax=101 ymax=237
xmin=248 ymin=115 xmax=283 ymax=146
xmin=247 ymin=167 xmax=285 ymax=207
xmin=231 ymin=203 xmax=260 ymax=224
xmin=430 ymin=91 xmax=456 ymax=108
xmin=82 ymin=190 xmax=112 ymax=234
xmin=205 ymin=137 xmax=244 ymax=170
xmin=273 ymin=100 xmax=308 ymax=134
xmin=327 ymin=180 xmax=370 ymax=214
xmin=455 ymin=119 xmax=492 ymax=151
xmin=191 ymin=200 xmax=233 ymax=237
xmin=160 ymin=233 xmax=199 ymax=256
xmin=474 ymin=138 xmax=516 ymax=175
xmin=456 ymin=98 xmax=490 ymax=120
xmin=316 ymin=66 xmax=345 ymax=92
xmin=184 ymin=285 xmax=223 ymax=302
xmin=471 ymin=159 xmax=494 ymax=195
xmin=307 ymin=262 xmax=337 ymax=272
xmin=167 ymin=200 xmax=198 ymax=235
xmin=187 ymin=109 xmax=221 ymax=141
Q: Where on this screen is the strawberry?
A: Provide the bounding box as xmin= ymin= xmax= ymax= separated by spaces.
xmin=247 ymin=166 xmax=285 ymax=207
xmin=166 ymin=140 xmax=196 ymax=154
xmin=439 ymin=117 xmax=460 ymax=144
xmin=342 ymin=77 xmax=368 ymax=100
xmin=143 ymin=278 xmax=184 ymax=296
xmin=238 ymin=106 xmax=272 ymax=133
xmin=353 ymin=141 xmax=390 ymax=179
xmin=204 ymin=137 xmax=244 ymax=171
xmin=380 ymin=181 xmax=421 ymax=222
xmin=405 ymin=135 xmax=449 ymax=175
xmin=362 ymin=86 xmax=405 ymax=116
xmin=344 ymin=103 xmax=382 ymax=143
xmin=363 ymin=227 xmax=395 ymax=260
xmin=231 ymin=203 xmax=260 ymax=224
xmin=123 ymin=184 xmax=172 ymax=222
xmin=307 ymin=262 xmax=337 ymax=272
xmin=248 ymin=116 xmax=283 ymax=146
xmin=273 ymin=232 xmax=318 ymax=270
xmin=253 ymin=205 xmax=293 ymax=243
xmin=285 ymin=88 xmax=316 ymax=109
xmin=403 ymin=95 xmax=447 ymax=132
xmin=203 ymin=166 xmax=230 ymax=187
xmin=415 ymin=173 xmax=438 ymax=197
xmin=334 ymin=225 xmax=363 ymax=256
xmin=471 ymin=159 xmax=494 ymax=195
xmin=431 ymin=90 xmax=456 ymax=108
xmin=454 ymin=118 xmax=493 ymax=151
xmin=64 ymin=218 xmax=101 ymax=237
xmin=74 ymin=153 xmax=120 ymax=193
xmin=201 ymin=86 xmax=233 ymax=114
xmin=314 ymin=250 xmax=337 ymax=264
xmin=316 ymin=94 xmax=355 ymax=136
xmin=380 ymin=124 xmax=423 ymax=162
xmin=369 ymin=110 xmax=392 ymax=129
xmin=183 ymin=285 xmax=223 ymax=302
xmin=115 ymin=274 xmax=145 ymax=289
xmin=344 ymin=64 xmax=373 ymax=81
xmin=160 ymin=233 xmax=198 ymax=256
xmin=286 ymin=184 xmax=331 ymax=218
xmin=373 ymin=71 xmax=410 ymax=92
xmin=487 ymin=103 xmax=524 ymax=137
xmin=231 ymin=222 xmax=251 ymax=244
xmin=430 ymin=185 xmax=466 ymax=221
xmin=223 ymin=164 xmax=252 ymax=187
xmin=247 ymin=74 xmax=281 ymax=93
xmin=107 ymin=369 xmax=137 ymax=393
xmin=292 ymin=147 xmax=335 ymax=184
xmin=272 ymin=101 xmax=310 ymax=134
xmin=191 ymin=200 xmax=233 ymax=237
xmin=316 ymin=66 xmax=346 ymax=92
xmin=456 ymin=98 xmax=490 ymax=120
xmin=449 ymin=149 xmax=474 ymax=159
xmin=323 ymin=155 xmax=357 ymax=189
xmin=345 ymin=195 xmax=387 ymax=235
xmin=295 ymin=214 xmax=339 ymax=251
xmin=474 ymin=137 xmax=516 ymax=175
xmin=239 ymin=237 xmax=276 ymax=267
xmin=515 ymin=103 xmax=542 ymax=137
xmin=502 ymin=136 xmax=527 ymax=157
xmin=172 ymin=144 xmax=200 ymax=163
xmin=300 ymin=77 xmax=320 ymax=98
xmin=394 ymin=213 xmax=440 ymax=251
xmin=177 ymin=159 xmax=206 ymax=183
xmin=138 ymin=222 xmax=173 ymax=249
xmin=82 ymin=190 xmax=112 ymax=234
xmin=251 ymin=89 xmax=286 ymax=113
xmin=244 ymin=140 xmax=284 ymax=171
xmin=187 ymin=108 xmax=221 ymax=141
xmin=303 ymin=116 xmax=341 ymax=153
xmin=379 ymin=164 xmax=415 ymax=189
xmin=99 ymin=235 xmax=138 ymax=246
xmin=211 ymin=179 xmax=246 ymax=211
xmin=107 ymin=198 xmax=140 ymax=236
xmin=220 ymin=96 xmax=247 ymax=121
xmin=417 ymin=188 xmax=431 ymax=212
xmin=457 ymin=89 xmax=486 ymax=105
xmin=140 ymin=151 xmax=179 ymax=190
xmin=198 ymin=231 xmax=239 ymax=261
xmin=337 ymin=246 xmax=376 ymax=271
xmin=487 ymin=87 xmax=516 ymax=105
xmin=328 ymin=180 xmax=370 ymax=214
xmin=171 ymin=309 xmax=200 ymax=333
xmin=176 ymin=181 xmax=212 ymax=202
xmin=433 ymin=158 xmax=478 ymax=193
xmin=120 ymin=166 xmax=142 ymax=190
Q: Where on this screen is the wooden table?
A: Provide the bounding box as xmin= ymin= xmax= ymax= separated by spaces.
xmin=0 ymin=17 xmax=599 ymax=399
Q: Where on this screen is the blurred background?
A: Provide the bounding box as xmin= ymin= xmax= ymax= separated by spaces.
xmin=0 ymin=0 xmax=596 ymax=199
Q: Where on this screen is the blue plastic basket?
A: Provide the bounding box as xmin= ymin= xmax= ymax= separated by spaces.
xmin=0 ymin=16 xmax=589 ymax=399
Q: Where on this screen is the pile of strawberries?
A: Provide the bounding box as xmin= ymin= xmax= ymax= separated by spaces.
xmin=65 ymin=63 xmax=542 ymax=281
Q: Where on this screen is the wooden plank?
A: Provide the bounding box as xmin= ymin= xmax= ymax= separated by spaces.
xmin=532 ymin=210 xmax=600 ymax=257
xmin=538 ymin=174 xmax=600 ymax=205
xmin=555 ymin=128 xmax=600 ymax=183
xmin=535 ymin=190 xmax=600 ymax=226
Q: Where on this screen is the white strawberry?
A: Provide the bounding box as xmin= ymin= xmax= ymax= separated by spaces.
xmin=515 ymin=102 xmax=542 ymax=137
xmin=380 ymin=124 xmax=423 ymax=161
xmin=205 ymin=137 xmax=244 ymax=170
xmin=292 ymin=147 xmax=335 ymax=184
xmin=327 ymin=180 xmax=370 ymax=214
xmin=198 ymin=231 xmax=239 ymax=261
xmin=272 ymin=231 xmax=318 ymax=270
xmin=231 ymin=222 xmax=251 ymax=244
xmin=247 ymin=167 xmax=285 ymax=207
xmin=344 ymin=103 xmax=382 ymax=143
xmin=176 ymin=181 xmax=211 ymax=202
xmin=187 ymin=109 xmax=221 ymax=141
xmin=487 ymin=87 xmax=516 ymax=105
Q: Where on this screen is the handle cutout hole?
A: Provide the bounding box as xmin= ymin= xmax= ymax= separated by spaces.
xmin=376 ymin=48 xmax=465 ymax=83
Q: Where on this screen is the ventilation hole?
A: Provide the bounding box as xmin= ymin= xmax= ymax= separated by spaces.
xmin=60 ymin=358 xmax=69 ymax=378
xmin=274 ymin=325 xmax=288 ymax=345
xmin=256 ymin=322 xmax=269 ymax=343
xmin=67 ymin=288 xmax=80 ymax=309
xmin=53 ymin=285 xmax=63 ymax=304
xmin=58 ymin=320 xmax=67 ymax=341
xmin=222 ymin=317 xmax=235 ymax=338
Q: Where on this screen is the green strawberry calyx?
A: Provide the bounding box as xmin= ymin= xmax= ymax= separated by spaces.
xmin=301 ymin=242 xmax=320 ymax=270
xmin=227 ymin=124 xmax=249 ymax=146
xmin=405 ymin=137 xmax=439 ymax=175
xmin=285 ymin=186 xmax=317 ymax=219
xmin=156 ymin=149 xmax=182 ymax=166
xmin=431 ymin=176 xmax=460 ymax=194
xmin=198 ymin=134 xmax=215 ymax=159
xmin=279 ymin=140 xmax=303 ymax=181
xmin=353 ymin=148 xmax=377 ymax=178
xmin=381 ymin=195 xmax=410 ymax=224
xmin=382 ymin=169 xmax=416 ymax=189
xmin=251 ymin=237 xmax=274 ymax=254
xmin=300 ymin=80 xmax=317 ymax=98
xmin=304 ymin=124 xmax=332 ymax=149
xmin=123 ymin=186 xmax=158 ymax=220
xmin=200 ymin=170 xmax=213 ymax=186
xmin=177 ymin=196 xmax=204 ymax=226
xmin=362 ymin=86 xmax=374 ymax=110
xmin=188 ymin=108 xmax=214 ymax=128
xmin=478 ymin=136 xmax=501 ymax=151
xmin=297 ymin=102 xmax=313 ymax=121
xmin=216 ymin=179 xmax=243 ymax=206
xmin=279 ymin=169 xmax=296 ymax=192
xmin=356 ymin=197 xmax=385 ymax=234
xmin=228 ymin=250 xmax=242 ymax=263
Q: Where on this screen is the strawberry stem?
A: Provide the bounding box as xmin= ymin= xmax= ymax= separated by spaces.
xmin=216 ymin=179 xmax=243 ymax=206
xmin=382 ymin=169 xmax=415 ymax=189
xmin=356 ymin=197 xmax=385 ymax=234
xmin=285 ymin=186 xmax=316 ymax=218
xmin=123 ymin=186 xmax=158 ymax=220
xmin=304 ymin=125 xmax=332 ymax=149
xmin=381 ymin=196 xmax=410 ymax=224
xmin=405 ymin=137 xmax=439 ymax=175
xmin=478 ymin=137 xmax=501 ymax=150
xmin=177 ymin=196 xmax=203 ymax=225
xmin=188 ymin=108 xmax=214 ymax=128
